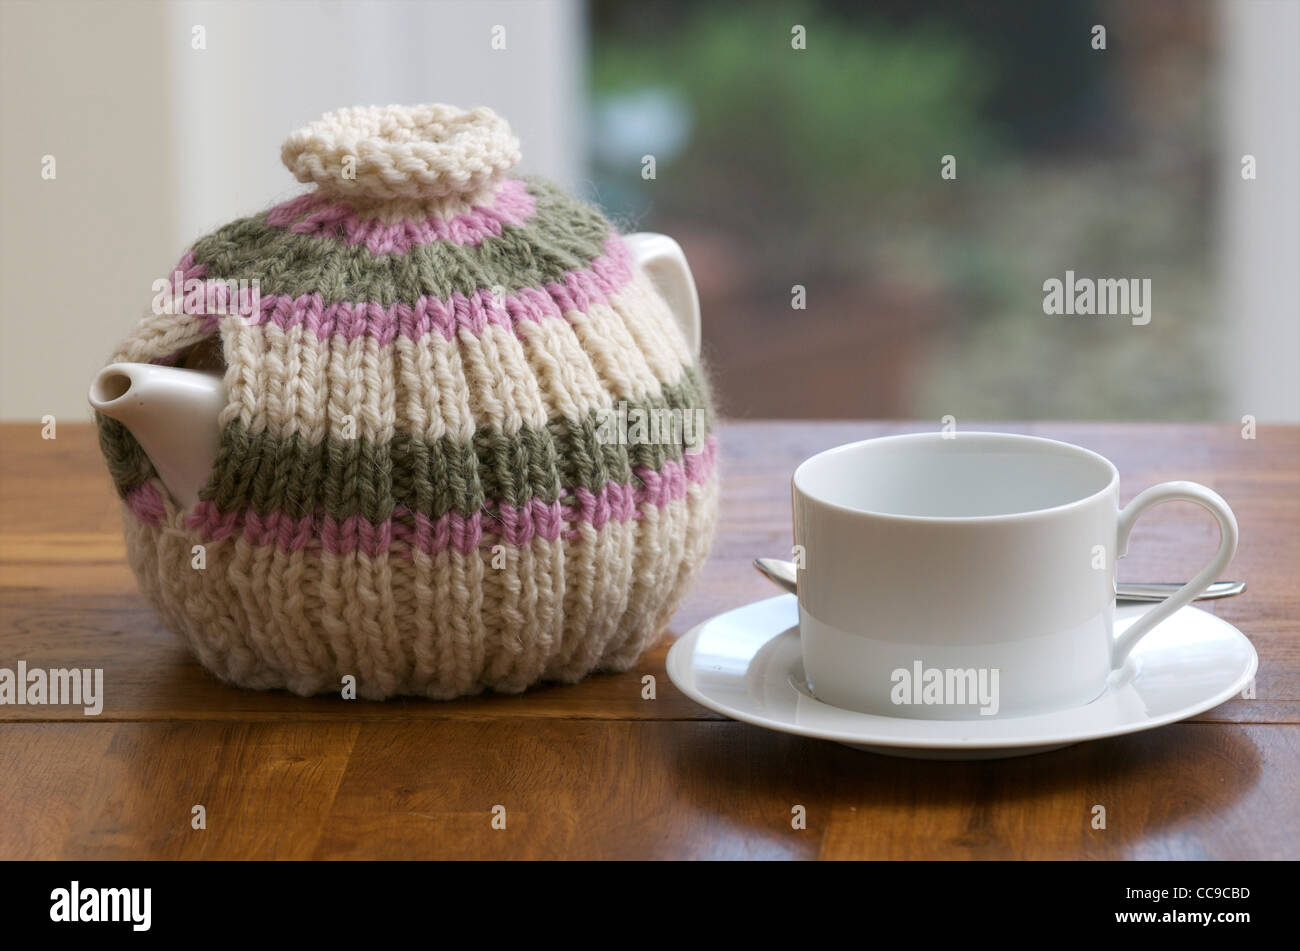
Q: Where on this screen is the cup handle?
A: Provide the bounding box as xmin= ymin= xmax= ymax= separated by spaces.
xmin=1111 ymin=481 xmax=1238 ymax=668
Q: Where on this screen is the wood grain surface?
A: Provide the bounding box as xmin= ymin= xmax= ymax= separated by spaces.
xmin=1 ymin=421 xmax=1297 ymax=859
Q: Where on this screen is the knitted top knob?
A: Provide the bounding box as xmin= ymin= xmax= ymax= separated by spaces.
xmin=280 ymin=104 xmax=522 ymax=202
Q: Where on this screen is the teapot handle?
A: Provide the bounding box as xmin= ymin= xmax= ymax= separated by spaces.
xmin=623 ymin=232 xmax=701 ymax=357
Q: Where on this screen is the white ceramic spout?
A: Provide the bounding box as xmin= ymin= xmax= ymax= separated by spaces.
xmin=88 ymin=362 xmax=225 ymax=508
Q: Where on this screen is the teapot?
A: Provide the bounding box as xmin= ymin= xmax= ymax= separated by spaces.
xmin=86 ymin=104 xmax=719 ymax=701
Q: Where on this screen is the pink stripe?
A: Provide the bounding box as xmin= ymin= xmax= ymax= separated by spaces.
xmin=170 ymin=250 xmax=206 ymax=284
xmin=265 ymin=178 xmax=537 ymax=254
xmin=261 ymin=234 xmax=631 ymax=344
xmin=173 ymin=434 xmax=718 ymax=558
xmin=124 ymin=482 xmax=167 ymax=527
xmin=154 ymin=250 xmax=212 ymax=333
xmin=148 ymin=251 xmax=243 ymax=361
xmin=159 ymin=234 xmax=632 ymax=348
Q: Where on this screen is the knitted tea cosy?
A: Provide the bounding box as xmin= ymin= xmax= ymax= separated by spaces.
xmin=96 ymin=104 xmax=719 ymax=699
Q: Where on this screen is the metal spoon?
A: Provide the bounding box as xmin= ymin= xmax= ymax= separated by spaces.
xmin=753 ymin=557 xmax=1246 ymax=602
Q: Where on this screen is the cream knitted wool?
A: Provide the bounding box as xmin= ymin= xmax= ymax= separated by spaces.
xmin=96 ymin=104 xmax=720 ymax=700
xmin=281 ymin=104 xmax=522 ymax=201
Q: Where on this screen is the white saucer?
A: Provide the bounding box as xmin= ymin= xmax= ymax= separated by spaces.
xmin=666 ymin=595 xmax=1257 ymax=759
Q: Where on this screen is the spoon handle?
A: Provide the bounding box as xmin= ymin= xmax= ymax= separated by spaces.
xmin=752 ymin=559 xmax=1245 ymax=602
xmin=1114 ymin=580 xmax=1246 ymax=602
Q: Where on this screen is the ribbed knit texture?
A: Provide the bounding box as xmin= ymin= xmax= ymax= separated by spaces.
xmin=95 ymin=105 xmax=719 ymax=699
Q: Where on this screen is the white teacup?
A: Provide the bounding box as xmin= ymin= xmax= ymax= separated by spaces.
xmin=791 ymin=432 xmax=1237 ymax=719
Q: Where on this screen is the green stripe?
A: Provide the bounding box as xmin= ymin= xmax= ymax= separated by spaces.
xmin=98 ymin=367 xmax=715 ymax=521
xmin=188 ymin=179 xmax=614 ymax=305
xmin=97 ymin=414 xmax=154 ymax=497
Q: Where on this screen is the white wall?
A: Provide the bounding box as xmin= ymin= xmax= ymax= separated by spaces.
xmin=1217 ymin=0 xmax=1300 ymax=421
xmin=1 ymin=0 xmax=585 ymax=421
xmin=1 ymin=0 xmax=176 ymax=423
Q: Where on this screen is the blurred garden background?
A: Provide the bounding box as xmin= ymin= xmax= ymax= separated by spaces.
xmin=586 ymin=0 xmax=1286 ymax=420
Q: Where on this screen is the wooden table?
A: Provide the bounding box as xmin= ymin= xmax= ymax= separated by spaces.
xmin=1 ymin=421 xmax=1296 ymax=859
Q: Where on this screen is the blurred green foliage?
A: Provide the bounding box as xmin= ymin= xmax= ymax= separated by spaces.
xmin=589 ymin=0 xmax=1218 ymax=420
xmin=593 ymin=3 xmax=997 ymax=251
